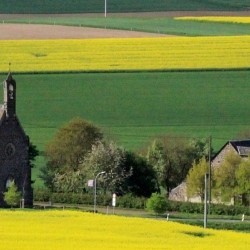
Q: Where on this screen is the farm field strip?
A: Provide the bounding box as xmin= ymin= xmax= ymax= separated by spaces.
xmin=2 ymin=70 xmax=249 ymax=151
xmin=0 ymin=210 xmax=249 ymax=250
xmin=176 ymin=16 xmax=250 ymax=24
xmin=1 ymin=70 xmax=250 ymax=185
xmin=2 ymin=16 xmax=250 ymax=36
xmin=0 ymin=36 xmax=250 ymax=73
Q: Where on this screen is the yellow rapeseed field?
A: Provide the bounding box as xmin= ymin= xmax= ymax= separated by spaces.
xmin=175 ymin=16 xmax=250 ymax=24
xmin=0 ymin=210 xmax=249 ymax=250
xmin=0 ymin=36 xmax=249 ymax=72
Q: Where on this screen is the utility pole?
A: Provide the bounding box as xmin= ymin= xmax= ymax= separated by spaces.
xmin=94 ymin=171 xmax=106 ymax=213
xmin=204 ymin=173 xmax=209 ymax=228
xmin=104 ymin=0 xmax=107 ymax=17
xmin=208 ymin=136 xmax=212 ymax=206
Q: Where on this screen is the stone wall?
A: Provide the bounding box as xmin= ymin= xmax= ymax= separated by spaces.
xmin=211 ymin=143 xmax=237 ymax=168
xmin=0 ymin=115 xmax=32 ymax=207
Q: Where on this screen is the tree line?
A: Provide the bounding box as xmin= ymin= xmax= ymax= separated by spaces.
xmin=38 ymin=117 xmax=249 ymax=206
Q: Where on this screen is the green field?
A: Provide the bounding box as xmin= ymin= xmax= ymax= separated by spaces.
xmin=1 ymin=70 xmax=250 ymax=186
xmin=1 ymin=70 xmax=250 ymax=151
xmin=1 ymin=5 xmax=249 ymax=187
xmin=3 ymin=16 xmax=250 ymax=36
xmin=0 ymin=0 xmax=249 ymax=14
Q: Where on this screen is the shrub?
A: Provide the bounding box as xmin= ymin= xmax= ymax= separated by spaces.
xmin=33 ymin=188 xmax=51 ymax=202
xmin=209 ymin=204 xmax=249 ymax=216
xmin=117 ymin=193 xmax=146 ymax=209
xmin=178 ymin=202 xmax=203 ymax=214
xmin=34 ymin=190 xmax=145 ymax=208
xmin=33 ymin=189 xmax=249 ymax=216
xmin=167 ymin=200 xmax=249 ymax=216
xmin=4 ymin=181 xmax=21 ymax=208
xmin=146 ymin=193 xmax=168 ymax=214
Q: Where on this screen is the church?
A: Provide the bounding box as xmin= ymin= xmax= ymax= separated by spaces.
xmin=0 ymin=73 xmax=33 ymax=207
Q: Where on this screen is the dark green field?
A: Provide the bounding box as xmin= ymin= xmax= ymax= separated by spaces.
xmin=3 ymin=16 xmax=250 ymax=36
xmin=0 ymin=0 xmax=249 ymax=14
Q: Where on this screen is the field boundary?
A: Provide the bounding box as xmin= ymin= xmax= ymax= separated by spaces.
xmin=1 ymin=67 xmax=250 ymax=76
xmin=1 ymin=11 xmax=250 ymax=19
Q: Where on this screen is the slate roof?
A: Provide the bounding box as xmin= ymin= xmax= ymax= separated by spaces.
xmin=212 ymin=139 xmax=250 ymax=160
xmin=230 ymin=140 xmax=250 ymax=156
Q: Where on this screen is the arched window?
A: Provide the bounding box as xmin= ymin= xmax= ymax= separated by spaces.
xmin=9 ymin=84 xmax=14 ymax=99
xmin=6 ymin=177 xmax=14 ymax=189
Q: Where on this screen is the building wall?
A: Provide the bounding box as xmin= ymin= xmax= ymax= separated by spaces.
xmin=211 ymin=143 xmax=237 ymax=168
xmin=0 ymin=116 xmax=32 ymax=207
xmin=168 ymin=182 xmax=188 ymax=202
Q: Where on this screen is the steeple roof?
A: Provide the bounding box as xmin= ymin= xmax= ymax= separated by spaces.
xmin=6 ymin=72 xmax=13 ymax=82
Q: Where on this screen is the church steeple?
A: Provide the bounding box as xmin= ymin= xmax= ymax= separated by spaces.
xmin=3 ymin=72 xmax=16 ymax=117
xmin=0 ymin=74 xmax=33 ymax=208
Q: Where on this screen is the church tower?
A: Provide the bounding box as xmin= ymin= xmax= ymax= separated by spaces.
xmin=4 ymin=73 xmax=16 ymax=117
xmin=0 ymin=73 xmax=33 ymax=207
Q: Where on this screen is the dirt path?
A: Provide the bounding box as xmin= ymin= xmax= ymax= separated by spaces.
xmin=0 ymin=11 xmax=248 ymax=40
xmin=0 ymin=23 xmax=170 ymax=40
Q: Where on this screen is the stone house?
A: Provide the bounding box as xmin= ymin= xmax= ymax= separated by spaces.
xmin=169 ymin=139 xmax=250 ymax=202
xmin=211 ymin=140 xmax=250 ymax=168
xmin=0 ymin=73 xmax=33 ymax=207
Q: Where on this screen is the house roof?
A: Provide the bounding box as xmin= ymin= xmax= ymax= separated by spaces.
xmin=230 ymin=140 xmax=250 ymax=156
xmin=6 ymin=72 xmax=13 ymax=82
xmin=212 ymin=139 xmax=250 ymax=161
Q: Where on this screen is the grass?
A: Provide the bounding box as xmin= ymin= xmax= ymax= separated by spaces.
xmin=33 ymin=202 xmax=250 ymax=232
xmin=176 ymin=16 xmax=250 ymax=24
xmin=179 ymin=220 xmax=250 ymax=232
xmin=0 ymin=0 xmax=248 ymax=14
xmin=3 ymin=16 xmax=250 ymax=36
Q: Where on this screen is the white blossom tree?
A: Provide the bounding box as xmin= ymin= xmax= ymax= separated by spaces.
xmin=82 ymin=141 xmax=132 ymax=194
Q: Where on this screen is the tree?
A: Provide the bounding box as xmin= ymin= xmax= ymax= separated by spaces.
xmin=186 ymin=157 xmax=208 ymax=201
xmin=53 ymin=170 xmax=85 ymax=193
xmin=4 ymin=181 xmax=21 ymax=208
xmin=146 ymin=140 xmax=166 ymax=191
xmin=146 ymin=193 xmax=168 ymax=215
xmin=29 ymin=142 xmax=39 ymax=169
xmin=41 ymin=117 xmax=103 ymax=190
xmin=82 ymin=141 xmax=131 ymax=194
xmin=236 ymin=159 xmax=250 ymax=205
xmin=121 ymin=151 xmax=158 ymax=197
xmin=214 ymin=152 xmax=242 ymax=202
xmin=46 ymin=117 xmax=103 ymax=170
xmin=146 ymin=137 xmax=209 ymax=193
xmin=39 ymin=163 xmax=55 ymax=191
